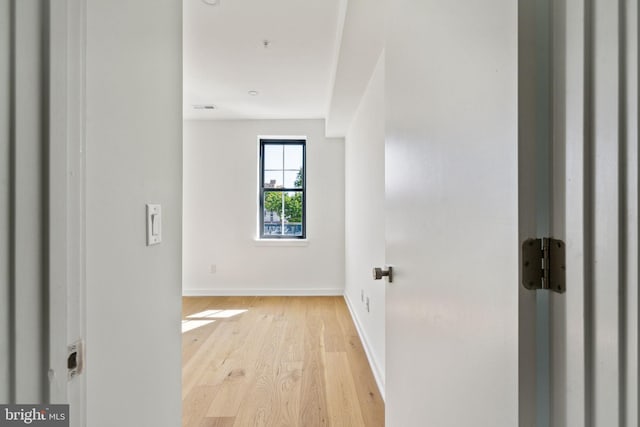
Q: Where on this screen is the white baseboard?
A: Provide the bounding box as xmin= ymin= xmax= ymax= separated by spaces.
xmin=182 ymin=288 xmax=344 ymax=297
xmin=343 ymin=294 xmax=385 ymax=401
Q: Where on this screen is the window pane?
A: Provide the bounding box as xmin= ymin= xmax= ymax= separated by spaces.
xmin=260 ymin=140 xmax=305 ymax=239
xmin=264 ymin=144 xmax=283 ymax=170
xmin=283 ymin=191 xmax=303 ymax=237
xmin=284 ymin=145 xmax=303 ymax=170
xmin=284 ymin=170 xmax=303 ymax=189
xmin=264 ymin=170 xmax=283 ymax=188
xmin=263 ymin=191 xmax=284 ymax=236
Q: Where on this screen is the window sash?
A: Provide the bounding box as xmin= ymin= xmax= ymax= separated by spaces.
xmin=259 ymin=139 xmax=306 ymax=239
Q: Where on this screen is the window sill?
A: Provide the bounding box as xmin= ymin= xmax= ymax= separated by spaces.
xmin=253 ymin=239 xmax=309 ymax=247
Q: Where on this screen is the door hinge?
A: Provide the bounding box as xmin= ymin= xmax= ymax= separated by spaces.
xmin=522 ymin=238 xmax=566 ymax=293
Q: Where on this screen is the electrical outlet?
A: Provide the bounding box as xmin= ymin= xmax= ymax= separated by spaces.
xmin=366 ymin=297 xmax=370 ymax=313
xmin=210 ymin=264 xmax=217 ymax=274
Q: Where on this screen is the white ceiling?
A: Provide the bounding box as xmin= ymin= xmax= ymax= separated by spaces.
xmin=183 ymin=0 xmax=345 ymax=121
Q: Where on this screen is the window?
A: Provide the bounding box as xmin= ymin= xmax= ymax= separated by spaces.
xmin=259 ymin=139 xmax=306 ymax=239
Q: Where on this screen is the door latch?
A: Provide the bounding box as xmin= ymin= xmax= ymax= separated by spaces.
xmin=67 ymin=340 xmax=84 ymax=380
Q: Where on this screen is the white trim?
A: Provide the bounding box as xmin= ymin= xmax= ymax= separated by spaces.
xmin=343 ymin=293 xmax=385 ymax=401
xmin=253 ymin=239 xmax=309 ymax=247
xmin=182 ymin=288 xmax=343 ymax=297
xmin=61 ymin=1 xmax=87 ymax=424
xmin=48 ymin=0 xmax=70 ymax=404
xmin=257 ymin=134 xmax=307 ymax=140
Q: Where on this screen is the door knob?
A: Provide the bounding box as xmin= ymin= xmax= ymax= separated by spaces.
xmin=372 ymin=266 xmax=393 ymax=283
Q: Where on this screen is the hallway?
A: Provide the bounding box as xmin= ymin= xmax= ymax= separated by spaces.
xmin=182 ymin=296 xmax=384 ymax=427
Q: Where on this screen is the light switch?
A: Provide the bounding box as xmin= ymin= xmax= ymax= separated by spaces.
xmin=146 ymin=204 xmax=162 ymax=245
xmin=151 ymin=214 xmax=160 ymax=236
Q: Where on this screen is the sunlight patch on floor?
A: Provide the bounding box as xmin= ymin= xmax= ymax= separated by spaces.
xmin=187 ymin=309 xmax=248 ymax=319
xmin=182 ymin=309 xmax=248 ymax=333
xmin=181 ymin=319 xmax=215 ymax=333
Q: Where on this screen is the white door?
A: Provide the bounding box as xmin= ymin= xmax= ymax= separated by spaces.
xmin=384 ymin=1 xmax=527 ymax=426
xmin=384 ymin=0 xmax=639 ymax=426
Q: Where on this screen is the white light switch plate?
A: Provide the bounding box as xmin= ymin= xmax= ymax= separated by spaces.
xmin=146 ymin=204 xmax=162 ymax=245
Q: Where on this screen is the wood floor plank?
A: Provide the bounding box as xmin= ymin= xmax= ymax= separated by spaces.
xmin=183 ymin=385 xmax=220 ymax=427
xmin=280 ymin=299 xmax=305 ymax=363
xmin=198 ymin=417 xmax=235 ymax=427
xmin=232 ymin=312 xmax=290 ymax=426
xmin=317 ymin=297 xmax=346 ymax=353
xmin=205 ymin=313 xmax=274 ymax=417
xmin=182 ymin=296 xmax=384 ymax=427
xmin=324 ymin=352 xmax=366 ymax=427
xmin=298 ymin=309 xmax=330 ymax=426
xmin=333 ymin=298 xmax=385 ymax=427
xmin=271 ymin=361 xmax=304 ymax=426
xmin=183 ymin=321 xmax=235 ymax=399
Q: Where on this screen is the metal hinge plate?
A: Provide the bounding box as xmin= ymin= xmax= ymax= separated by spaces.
xmin=522 ymin=238 xmax=566 ymax=293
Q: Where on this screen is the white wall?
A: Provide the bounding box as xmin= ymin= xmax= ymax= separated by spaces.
xmin=343 ymin=54 xmax=385 ymax=397
xmin=85 ymin=0 xmax=182 ymax=426
xmin=183 ymin=119 xmax=345 ymax=295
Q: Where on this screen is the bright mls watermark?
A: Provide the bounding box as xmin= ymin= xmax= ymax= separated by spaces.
xmin=0 ymin=405 xmax=68 ymax=426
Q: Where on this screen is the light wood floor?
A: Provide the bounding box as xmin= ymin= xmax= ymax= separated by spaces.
xmin=182 ymin=296 xmax=384 ymax=427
